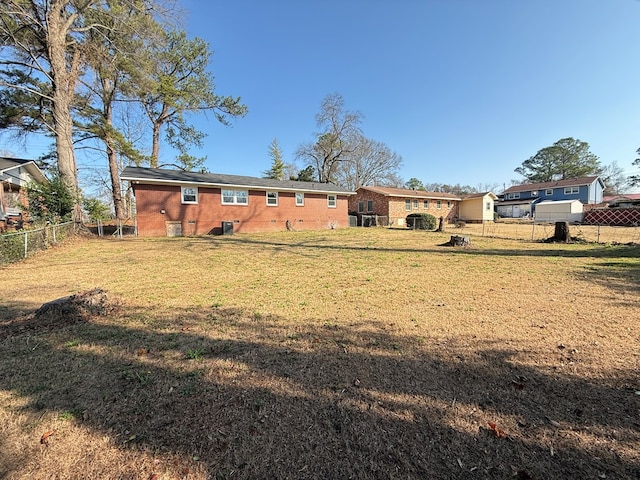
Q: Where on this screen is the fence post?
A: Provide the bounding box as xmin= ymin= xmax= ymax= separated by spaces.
xmin=531 ymin=221 xmax=535 ymax=241
xmin=482 ymin=221 xmax=485 ymax=237
xmin=52 ymin=224 xmax=57 ymax=243
xmin=597 ymin=224 xmax=600 ymax=243
xmin=23 ymin=231 xmax=28 ymax=258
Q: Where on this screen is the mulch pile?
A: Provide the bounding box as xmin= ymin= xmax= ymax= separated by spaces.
xmin=2 ymin=288 xmax=120 ymax=336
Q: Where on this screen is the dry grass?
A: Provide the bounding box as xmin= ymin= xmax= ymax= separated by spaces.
xmin=1 ymin=228 xmax=639 ymax=479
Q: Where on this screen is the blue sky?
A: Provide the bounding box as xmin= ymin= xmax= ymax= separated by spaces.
xmin=178 ymin=0 xmax=640 ymax=192
xmin=2 ymin=0 xmax=639 ymax=193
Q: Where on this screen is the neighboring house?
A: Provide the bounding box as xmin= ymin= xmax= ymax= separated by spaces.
xmin=497 ymin=176 xmax=604 ymax=219
xmin=602 ymin=194 xmax=640 ymax=208
xmin=120 ymin=166 xmax=354 ymax=237
xmin=0 ymin=157 xmax=48 ymax=230
xmin=458 ymin=192 xmax=498 ymax=223
xmin=348 ymin=186 xmax=461 ymax=227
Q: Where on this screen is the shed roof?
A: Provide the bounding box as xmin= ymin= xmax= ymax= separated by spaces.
xmin=536 ymin=199 xmax=583 ymax=206
xmin=461 ymin=192 xmax=498 ymax=200
xmin=121 ymin=166 xmax=355 ymax=195
xmin=358 ymin=185 xmax=462 ymax=201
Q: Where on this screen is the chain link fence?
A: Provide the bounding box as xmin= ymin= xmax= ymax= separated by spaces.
xmin=0 ymin=222 xmax=76 ymax=265
xmin=353 ymin=216 xmax=640 ymax=244
xmin=454 ymin=221 xmax=640 ymax=244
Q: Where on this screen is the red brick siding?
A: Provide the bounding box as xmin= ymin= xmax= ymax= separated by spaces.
xmin=349 ymin=191 xmax=458 ymax=225
xmin=133 ymin=184 xmax=350 ymax=236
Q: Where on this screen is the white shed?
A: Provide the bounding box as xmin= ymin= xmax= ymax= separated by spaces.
xmin=534 ymin=200 xmax=583 ymax=223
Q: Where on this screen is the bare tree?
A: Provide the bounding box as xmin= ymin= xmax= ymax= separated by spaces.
xmin=333 ymin=136 xmax=402 ymax=190
xmin=296 ymin=93 xmax=362 ymax=183
xmin=600 ymin=161 xmax=631 ymax=195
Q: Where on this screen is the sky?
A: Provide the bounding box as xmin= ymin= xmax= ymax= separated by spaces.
xmin=3 ymin=0 xmax=640 ymax=193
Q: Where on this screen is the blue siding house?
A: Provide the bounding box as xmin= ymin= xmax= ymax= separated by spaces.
xmin=497 ymin=176 xmax=604 ymax=218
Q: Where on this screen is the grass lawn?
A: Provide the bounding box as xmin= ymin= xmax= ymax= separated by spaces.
xmin=1 ymin=228 xmax=639 ymax=479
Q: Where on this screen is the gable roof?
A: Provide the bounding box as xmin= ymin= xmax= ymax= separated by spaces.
xmin=0 ymin=157 xmax=47 ymax=184
xmin=461 ymin=191 xmax=498 ymax=200
xmin=121 ymin=166 xmax=355 ymax=195
xmin=504 ymin=176 xmax=601 ymax=194
xmin=358 ymin=185 xmax=462 ymax=201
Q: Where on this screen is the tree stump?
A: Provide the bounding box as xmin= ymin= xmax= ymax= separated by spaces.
xmin=437 ymin=216 xmax=445 ymax=232
xmin=449 ymin=235 xmax=471 ymax=247
xmin=553 ymin=221 xmax=571 ymax=243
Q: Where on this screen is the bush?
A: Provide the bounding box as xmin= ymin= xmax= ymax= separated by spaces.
xmin=406 ymin=213 xmax=437 ymax=230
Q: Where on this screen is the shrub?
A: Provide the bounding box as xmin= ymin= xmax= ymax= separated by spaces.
xmin=406 ymin=213 xmax=437 ymax=230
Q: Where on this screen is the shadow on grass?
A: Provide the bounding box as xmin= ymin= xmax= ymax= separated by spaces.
xmin=1 ymin=304 xmax=639 ymax=479
xmin=580 ymin=260 xmax=640 ymax=295
xmin=195 ymin=233 xmax=640 ymax=260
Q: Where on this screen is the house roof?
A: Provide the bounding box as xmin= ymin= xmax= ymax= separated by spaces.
xmin=121 ymin=166 xmax=355 ymax=195
xmin=603 ymin=193 xmax=640 ymax=203
xmin=358 ymin=185 xmax=462 ymax=201
xmin=504 ymin=176 xmax=601 ymax=194
xmin=496 ymin=198 xmax=539 ymax=206
xmin=461 ymin=191 xmax=498 ymax=200
xmin=0 ymin=157 xmax=47 ymax=184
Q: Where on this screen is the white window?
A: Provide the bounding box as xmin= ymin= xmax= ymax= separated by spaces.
xmin=327 ymin=194 xmax=337 ymax=208
xmin=295 ymin=193 xmax=304 ymax=206
xmin=424 ymin=200 xmax=429 ymax=209
xmin=564 ymin=186 xmax=579 ymax=195
xmin=413 ymin=199 xmax=418 ymax=209
xmin=222 ymin=189 xmax=248 ymax=205
xmin=531 ymin=190 xmax=538 ymax=197
xmin=545 ymin=189 xmax=553 ymax=196
xmin=358 ymin=201 xmax=364 ymax=212
xmin=437 ymin=200 xmax=442 ymax=209
xmin=447 ymin=201 xmax=451 ymax=208
xmin=181 ymin=186 xmax=198 ymax=204
xmin=485 ymin=201 xmax=491 ymax=211
xmin=507 ymin=192 xmax=520 ymax=200
xmin=367 ymin=200 xmax=373 ymax=212
xmin=266 ymin=191 xmax=278 ymax=206
xmin=405 ymin=199 xmax=411 ymax=210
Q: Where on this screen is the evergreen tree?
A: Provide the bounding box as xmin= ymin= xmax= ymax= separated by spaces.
xmin=515 ymin=137 xmax=601 ymax=183
xmin=263 ymin=138 xmax=286 ymax=180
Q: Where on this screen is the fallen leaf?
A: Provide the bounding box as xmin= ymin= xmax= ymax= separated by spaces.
xmin=512 ymin=380 xmax=525 ymax=390
xmin=148 ymin=475 xmax=159 ymax=480
xmin=353 ymin=378 xmax=361 ymax=387
xmin=488 ymin=421 xmax=508 ymax=438
xmin=40 ymin=430 xmax=55 ymax=445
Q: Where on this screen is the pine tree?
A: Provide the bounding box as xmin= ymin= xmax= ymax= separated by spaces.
xmin=263 ymin=138 xmax=286 ymax=180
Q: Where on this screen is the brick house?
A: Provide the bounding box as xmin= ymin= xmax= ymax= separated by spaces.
xmin=1 ymin=157 xmax=48 ymax=231
xmin=121 ymin=166 xmax=355 ymax=237
xmin=349 ymin=186 xmax=462 ymax=227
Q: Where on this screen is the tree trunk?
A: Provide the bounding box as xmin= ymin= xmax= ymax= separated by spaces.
xmin=150 ymin=120 xmax=161 ymax=168
xmin=553 ymin=221 xmax=571 ymax=243
xmin=104 ymin=93 xmax=125 ymax=219
xmin=47 ymin=1 xmax=82 ymax=223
